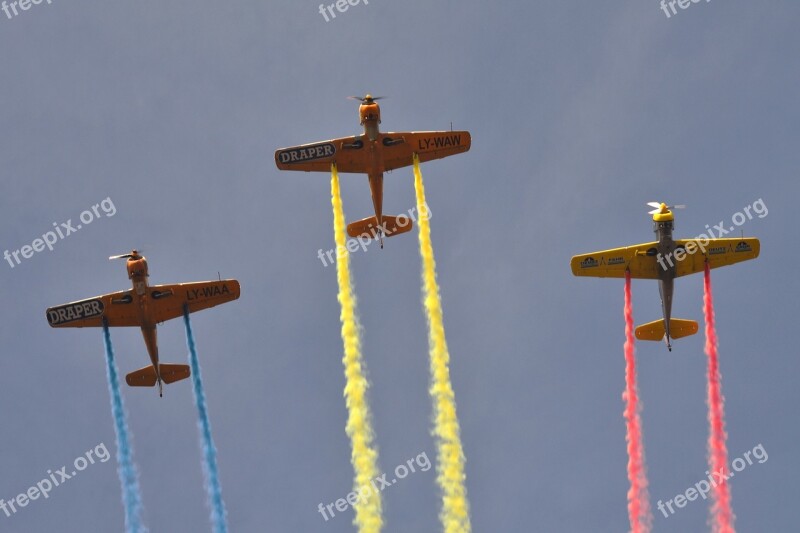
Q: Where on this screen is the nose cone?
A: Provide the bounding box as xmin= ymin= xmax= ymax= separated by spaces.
xmin=652 ymin=206 xmax=674 ymax=222
xmin=358 ymin=101 xmax=381 ymax=126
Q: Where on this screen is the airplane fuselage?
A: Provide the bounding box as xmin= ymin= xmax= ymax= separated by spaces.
xmin=125 ymin=256 xmax=163 ymax=388
xmin=359 ymin=101 xmax=386 ymax=233
xmin=654 ymin=218 xmax=677 ymax=349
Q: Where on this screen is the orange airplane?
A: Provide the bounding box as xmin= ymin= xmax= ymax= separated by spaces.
xmin=274 ymin=94 xmax=471 ymax=246
xmin=46 ymin=250 xmax=240 ymax=396
xmin=570 ymin=203 xmax=759 ymax=351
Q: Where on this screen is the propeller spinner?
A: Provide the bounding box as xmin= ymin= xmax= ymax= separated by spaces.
xmin=347 ymin=94 xmax=385 ymax=104
xmin=109 ymin=250 xmax=142 ymax=261
xmin=647 ymin=202 xmax=686 ymax=215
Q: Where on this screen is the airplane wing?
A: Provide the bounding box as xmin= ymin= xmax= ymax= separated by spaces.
xmin=381 ymin=131 xmax=471 ymax=171
xmin=46 ymin=290 xmax=140 ymax=328
xmin=274 ymin=131 xmax=470 ymax=174
xmin=149 ymin=279 xmax=241 ymax=323
xmin=674 ymin=238 xmax=760 ymax=277
xmin=274 ymin=136 xmax=368 ymax=173
xmin=570 ymin=242 xmax=661 ymax=279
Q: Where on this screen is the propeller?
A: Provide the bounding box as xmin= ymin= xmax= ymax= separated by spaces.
xmin=647 ymin=202 xmax=686 ymax=214
xmin=109 ymin=249 xmax=142 ymax=261
xmin=347 ymin=94 xmax=385 ymax=104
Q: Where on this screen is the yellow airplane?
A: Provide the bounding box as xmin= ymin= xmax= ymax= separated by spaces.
xmin=274 ymin=94 xmax=471 ymax=246
xmin=46 ymin=250 xmax=240 ymax=396
xmin=570 ymin=203 xmax=760 ymax=351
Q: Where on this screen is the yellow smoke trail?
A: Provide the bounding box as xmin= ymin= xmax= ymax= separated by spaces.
xmin=412 ymin=155 xmax=472 ymax=533
xmin=330 ymin=164 xmax=383 ymax=533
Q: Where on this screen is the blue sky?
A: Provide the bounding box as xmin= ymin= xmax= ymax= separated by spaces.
xmin=1 ymin=1 xmax=798 ymax=531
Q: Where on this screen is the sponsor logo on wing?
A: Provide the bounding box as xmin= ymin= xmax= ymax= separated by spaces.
xmin=607 ymin=256 xmax=625 ymax=265
xmin=709 ymin=246 xmax=726 ymax=255
xmin=186 ymin=283 xmax=231 ymax=301
xmin=278 ymin=143 xmax=335 ymax=164
xmin=47 ymin=299 xmax=104 ymax=325
xmin=580 ymin=257 xmax=599 ymax=268
xmin=734 ymin=241 xmax=752 ymax=253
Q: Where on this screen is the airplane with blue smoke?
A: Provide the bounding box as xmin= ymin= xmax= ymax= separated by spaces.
xmin=46 ymin=250 xmax=240 ymax=396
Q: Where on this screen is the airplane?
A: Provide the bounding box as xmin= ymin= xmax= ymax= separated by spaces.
xmin=570 ymin=203 xmax=759 ymax=351
xmin=274 ymin=94 xmax=471 ymax=247
xmin=46 ymin=250 xmax=240 ymax=396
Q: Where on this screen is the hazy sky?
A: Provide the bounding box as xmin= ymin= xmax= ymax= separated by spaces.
xmin=1 ymin=1 xmax=798 ymax=531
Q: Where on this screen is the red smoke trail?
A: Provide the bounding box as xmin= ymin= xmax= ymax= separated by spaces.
xmin=623 ymin=271 xmax=652 ymax=533
xmin=703 ymin=263 xmax=735 ymax=533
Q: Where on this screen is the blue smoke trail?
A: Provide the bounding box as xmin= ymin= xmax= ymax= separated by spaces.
xmin=102 ymin=321 xmax=147 ymax=533
xmin=183 ymin=306 xmax=228 ymax=533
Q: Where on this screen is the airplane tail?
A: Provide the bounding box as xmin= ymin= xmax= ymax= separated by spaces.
xmin=346 ymin=215 xmax=413 ymax=240
xmin=635 ymin=318 xmax=699 ymax=342
xmin=125 ymin=364 xmax=191 ymax=387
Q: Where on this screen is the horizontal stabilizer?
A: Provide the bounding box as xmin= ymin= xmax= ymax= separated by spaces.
xmin=635 ymin=318 xmax=698 ymax=341
xmin=126 ymin=365 xmax=158 ymax=387
xmin=160 ymin=363 xmax=191 ymax=384
xmin=346 ymin=215 xmax=413 ymax=239
xmin=125 ymin=363 xmax=190 ymax=387
xmin=669 ymin=319 xmax=699 ymax=339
